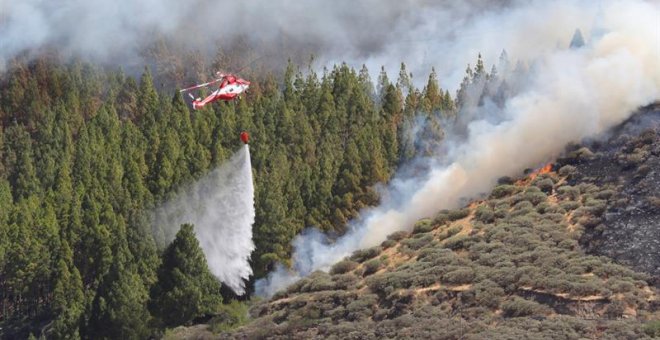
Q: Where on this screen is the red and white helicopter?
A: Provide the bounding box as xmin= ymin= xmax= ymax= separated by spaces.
xmin=180 ymin=72 xmax=250 ymax=110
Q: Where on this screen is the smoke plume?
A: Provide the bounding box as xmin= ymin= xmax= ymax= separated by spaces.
xmin=1 ymin=0 xmax=520 ymax=75
xmin=154 ymin=145 xmax=255 ymax=295
xmin=256 ymin=0 xmax=660 ymax=296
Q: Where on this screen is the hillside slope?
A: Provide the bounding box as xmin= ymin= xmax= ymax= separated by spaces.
xmin=177 ymin=108 xmax=660 ymax=339
xmin=561 ymin=108 xmax=660 ymax=283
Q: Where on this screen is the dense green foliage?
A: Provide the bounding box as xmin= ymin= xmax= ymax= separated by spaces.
xmin=150 ymin=224 xmax=222 ymax=328
xmin=0 ymin=53 xmax=482 ymax=337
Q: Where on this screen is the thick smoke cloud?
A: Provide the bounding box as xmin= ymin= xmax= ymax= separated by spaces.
xmin=154 ymin=146 xmax=255 ymax=295
xmin=1 ymin=0 xmax=517 ymax=76
xmin=256 ymin=0 xmax=660 ymax=296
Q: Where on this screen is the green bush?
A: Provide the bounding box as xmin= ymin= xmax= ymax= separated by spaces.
xmin=557 ymin=185 xmax=580 ymax=200
xmin=494 ymin=208 xmax=508 ymax=219
xmin=209 ymin=300 xmax=249 ymax=333
xmin=344 ymin=294 xmax=378 ymax=321
xmin=524 ymin=190 xmax=548 ymax=205
xmin=332 ymin=273 xmax=359 ymax=290
xmin=502 ymin=297 xmax=550 ymax=317
xmin=491 ymin=185 xmax=520 ymax=199
xmin=577 ymin=183 xmax=599 ymax=194
xmin=443 ymin=234 xmax=471 ymax=250
xmin=442 ymin=268 xmax=475 ymax=284
xmin=387 ymin=230 xmax=409 ymax=241
xmin=366 ymin=272 xmax=413 ymax=294
xmin=595 ymin=189 xmax=616 ymax=200
xmin=448 ymin=208 xmax=470 ymax=221
xmin=472 ymin=280 xmax=505 ymax=309
xmin=605 ymin=300 xmax=625 ymax=318
xmin=559 ymin=201 xmax=580 ymax=211
xmin=643 ymin=320 xmax=660 ymax=338
xmin=558 ymin=165 xmax=577 ymax=177
xmin=533 ymin=178 xmax=555 ymax=194
xmin=584 ymin=199 xmax=607 ymax=216
xmin=350 ymin=246 xmax=383 ymax=263
xmin=330 ymin=259 xmax=359 ymax=275
xmin=447 ymin=225 xmax=463 ymax=237
xmin=433 ymin=212 xmax=450 ymax=225
xmin=402 ymin=234 xmax=434 ymax=250
xmin=513 ymin=200 xmax=534 ymax=211
xmin=301 ymin=271 xmax=335 ymax=292
xmin=475 ymin=205 xmax=495 ymax=223
xmin=362 ymin=259 xmax=383 ymax=277
xmin=412 ymin=218 xmax=436 ymax=234
xmin=381 ymin=239 xmax=397 ymax=249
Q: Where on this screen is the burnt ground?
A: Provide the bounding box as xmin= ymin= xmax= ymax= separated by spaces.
xmin=558 ymin=106 xmax=660 ymax=285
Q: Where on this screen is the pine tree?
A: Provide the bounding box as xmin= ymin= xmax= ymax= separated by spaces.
xmin=422 ymin=68 xmax=442 ymax=113
xmin=570 ymin=28 xmax=585 ymax=49
xmin=150 ymin=224 xmax=222 ymax=327
xmin=50 ymin=241 xmax=84 ymax=339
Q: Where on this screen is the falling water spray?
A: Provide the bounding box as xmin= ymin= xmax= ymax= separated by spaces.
xmin=154 ymin=144 xmax=255 ymax=295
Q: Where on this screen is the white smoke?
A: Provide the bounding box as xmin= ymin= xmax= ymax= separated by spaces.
xmin=155 ymin=145 xmax=255 ymax=295
xmin=256 ymin=0 xmax=660 ymax=297
xmin=0 ymin=0 xmax=521 ymax=76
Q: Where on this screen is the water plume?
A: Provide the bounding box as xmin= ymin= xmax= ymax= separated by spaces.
xmin=155 ymin=145 xmax=255 ymax=295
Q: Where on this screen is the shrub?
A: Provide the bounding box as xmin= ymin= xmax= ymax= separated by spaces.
xmin=442 ymin=268 xmax=475 ymax=285
xmin=350 ymin=246 xmax=383 ymax=263
xmin=605 ymin=300 xmax=625 ymax=318
xmin=433 ymin=212 xmax=450 ymax=225
xmin=559 ymin=201 xmax=580 ymax=211
xmin=544 ymin=213 xmax=566 ymax=223
xmin=584 ymin=199 xmax=607 ymax=216
xmin=567 ymin=146 xmax=596 ymax=162
xmin=644 ymin=320 xmax=660 ymax=338
xmin=343 ymin=295 xmax=379 ymax=322
xmin=644 ymin=196 xmax=660 ymax=211
xmin=301 ymin=271 xmax=335 ymax=292
xmin=332 ymin=273 xmax=359 ymax=290
xmin=443 ymin=234 xmax=471 ymax=250
xmin=524 ymin=191 xmax=548 ymax=205
xmin=387 ymin=231 xmax=409 ymax=241
xmin=533 ymin=178 xmax=555 ymax=194
xmin=577 ymin=183 xmax=599 ymax=194
xmin=330 ymin=259 xmax=359 ymax=275
xmin=366 ymin=272 xmax=413 ymax=294
xmin=209 ymin=300 xmax=249 ymax=333
xmin=608 ymin=279 xmax=635 ymax=294
xmin=558 ymin=165 xmax=577 ymax=177
xmin=494 ymin=208 xmax=508 ymax=219
xmin=595 ymin=189 xmax=616 ymax=200
xmin=472 ymin=280 xmax=505 ymax=309
xmin=381 ymin=239 xmax=397 ymax=249
xmin=362 ymin=259 xmax=383 ymax=277
xmin=497 ymin=176 xmax=514 ymax=185
xmin=491 ymin=185 xmax=519 ymax=198
xmin=412 ymin=218 xmax=435 ymax=234
xmin=448 ymin=208 xmax=470 ymax=221
xmin=509 ymin=207 xmax=533 ymax=218
xmin=557 ymin=185 xmax=580 ymax=200
xmin=445 ymin=226 xmax=463 ymax=238
xmin=502 ymin=297 xmax=550 ymax=317
xmin=402 ymin=234 xmax=434 ymax=250
xmin=475 ymin=205 xmax=495 ymax=223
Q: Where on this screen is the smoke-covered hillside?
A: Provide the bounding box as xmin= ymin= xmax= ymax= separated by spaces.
xmin=205 ymin=107 xmax=659 ymax=339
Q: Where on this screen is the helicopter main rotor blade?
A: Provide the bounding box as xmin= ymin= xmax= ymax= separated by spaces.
xmin=180 ymin=78 xmax=222 ymax=92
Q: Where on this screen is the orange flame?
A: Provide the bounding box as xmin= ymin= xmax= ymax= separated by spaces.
xmin=529 ymin=163 xmax=553 ymax=181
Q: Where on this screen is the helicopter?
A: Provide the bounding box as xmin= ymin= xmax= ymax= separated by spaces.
xmin=180 ymin=72 xmax=250 ymax=110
